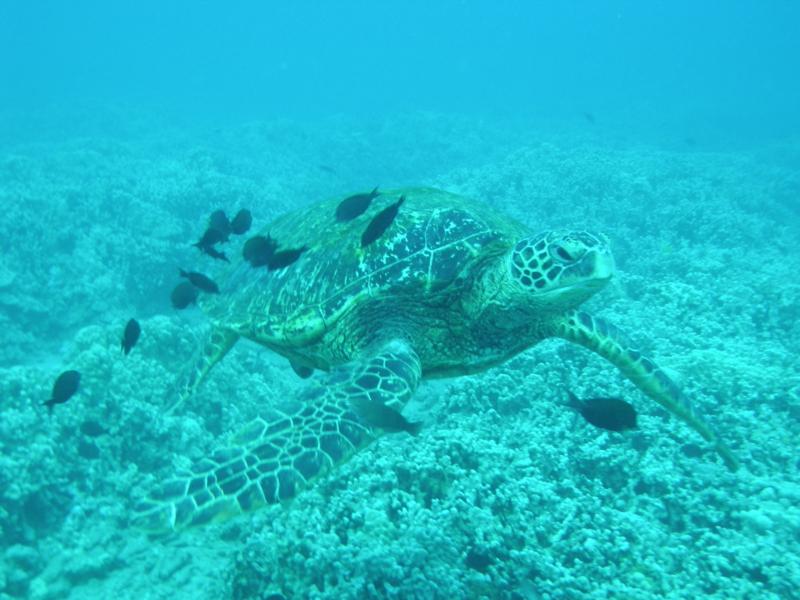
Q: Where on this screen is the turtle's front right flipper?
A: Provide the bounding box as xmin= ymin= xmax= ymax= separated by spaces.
xmin=554 ymin=310 xmax=739 ymax=471
xmin=134 ymin=339 xmax=421 ymax=533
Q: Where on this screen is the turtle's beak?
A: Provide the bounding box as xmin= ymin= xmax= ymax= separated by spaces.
xmin=588 ymin=249 xmax=615 ymax=283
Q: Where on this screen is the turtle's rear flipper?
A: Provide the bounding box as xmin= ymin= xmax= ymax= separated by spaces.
xmin=133 ymin=339 xmax=421 ymax=533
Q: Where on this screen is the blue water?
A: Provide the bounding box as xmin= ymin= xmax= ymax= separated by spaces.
xmin=2 ymin=2 xmax=799 ymax=143
xmin=1 ymin=2 xmax=799 ymax=599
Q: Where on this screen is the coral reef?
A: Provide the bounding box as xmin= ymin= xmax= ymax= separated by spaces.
xmin=0 ymin=112 xmax=798 ymax=599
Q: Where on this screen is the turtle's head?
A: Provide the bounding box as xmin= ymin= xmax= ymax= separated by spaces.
xmin=506 ymin=231 xmax=614 ymax=310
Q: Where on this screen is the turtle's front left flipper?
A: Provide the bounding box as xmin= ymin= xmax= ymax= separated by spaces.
xmin=133 ymin=339 xmax=421 ymax=533
xmin=166 ymin=327 xmax=239 ymax=415
xmin=554 ymin=310 xmax=739 ymax=471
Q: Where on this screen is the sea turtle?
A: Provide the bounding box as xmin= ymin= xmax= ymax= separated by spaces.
xmin=134 ymin=187 xmax=738 ymax=532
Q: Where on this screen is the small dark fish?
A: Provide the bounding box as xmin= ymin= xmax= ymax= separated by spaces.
xmin=335 ymin=186 xmax=380 ymax=222
xmin=318 ymin=164 xmax=336 ymax=174
xmin=681 ymin=443 xmax=704 ymax=458
xmin=179 ymin=269 xmax=219 ymax=294
xmin=192 ymin=228 xmax=229 ymax=261
xmin=583 ymin=112 xmax=596 ymax=125
xmin=350 ymin=396 xmax=422 ymax=435
xmin=465 ymin=548 xmax=493 ymax=573
xmin=78 ymin=439 xmax=101 ymax=460
xmin=192 ymin=227 xmax=225 ymax=250
xmin=243 ymin=234 xmax=278 ymax=267
xmin=567 ymin=391 xmax=637 ymax=432
xmin=43 ymin=370 xmax=80 ymax=412
xmin=80 ymin=420 xmax=107 ymax=437
xmin=170 ymin=282 xmax=199 ymax=309
xmin=268 ymin=246 xmax=308 ymax=271
xmin=230 ymin=209 xmax=252 ymax=235
xmin=361 ymin=195 xmax=404 ymax=248
xmin=201 ymin=245 xmax=229 ymax=262
xmin=208 ymin=210 xmax=231 ymax=241
xmin=121 ymin=318 xmax=141 ymax=355
xmin=684 ymin=137 xmax=697 ymax=147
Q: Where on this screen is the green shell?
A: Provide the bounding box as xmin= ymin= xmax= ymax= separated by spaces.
xmin=200 ymin=187 xmax=528 ymax=346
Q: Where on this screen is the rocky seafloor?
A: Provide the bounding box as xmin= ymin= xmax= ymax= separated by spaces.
xmin=0 ymin=111 xmax=798 ymax=599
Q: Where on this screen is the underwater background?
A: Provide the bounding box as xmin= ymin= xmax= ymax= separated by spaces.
xmin=1 ymin=1 xmax=799 ymax=598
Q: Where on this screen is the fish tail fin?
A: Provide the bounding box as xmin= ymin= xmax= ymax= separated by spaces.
xmin=407 ymin=420 xmax=424 ymax=436
xmin=371 ymin=186 xmax=380 ymax=197
xmin=396 ymin=195 xmax=406 ymax=207
xmin=179 ymin=268 xmax=188 ymax=278
xmin=566 ymin=390 xmax=583 ymax=412
xmin=42 ymin=400 xmax=54 ymax=413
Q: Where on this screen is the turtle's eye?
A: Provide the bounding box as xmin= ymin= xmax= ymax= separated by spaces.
xmin=553 ymin=245 xmax=572 ymax=262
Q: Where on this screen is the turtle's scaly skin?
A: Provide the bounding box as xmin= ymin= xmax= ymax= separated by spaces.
xmin=137 ymin=188 xmax=737 ymax=532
